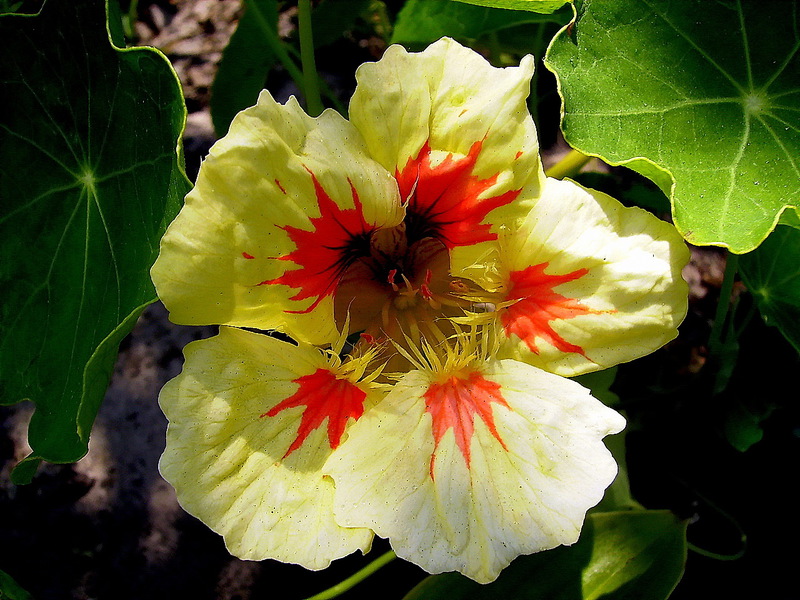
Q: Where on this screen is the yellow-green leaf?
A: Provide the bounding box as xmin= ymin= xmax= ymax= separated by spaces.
xmin=545 ymin=0 xmax=800 ymax=253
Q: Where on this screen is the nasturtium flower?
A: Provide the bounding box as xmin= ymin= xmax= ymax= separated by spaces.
xmin=152 ymin=38 xmax=689 ymax=583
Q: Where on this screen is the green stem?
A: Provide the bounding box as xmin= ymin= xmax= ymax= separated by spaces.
xmin=298 ymin=0 xmax=324 ymax=117
xmin=686 ymin=488 xmax=747 ymax=561
xmin=303 ymin=551 xmax=397 ymax=600
xmin=734 ymin=298 xmax=757 ymax=338
xmin=486 ymin=31 xmax=502 ymax=66
xmin=528 ymin=24 xmax=545 ymax=127
xmin=123 ymin=0 xmax=139 ymax=41
xmin=284 ymin=44 xmax=346 ymax=115
xmin=687 ymin=541 xmax=747 ymax=562
xmin=544 ymin=148 xmax=592 ymax=180
xmin=245 ymin=0 xmax=305 ymax=99
xmin=708 ymin=252 xmax=739 ymax=359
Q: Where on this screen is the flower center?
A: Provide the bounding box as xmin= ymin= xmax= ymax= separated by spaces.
xmin=334 ymin=222 xmax=458 ymax=338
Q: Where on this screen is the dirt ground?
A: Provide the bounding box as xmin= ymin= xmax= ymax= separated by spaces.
xmin=0 ymin=3 xmax=423 ymax=598
xmin=3 ymin=1 xmax=795 ymax=599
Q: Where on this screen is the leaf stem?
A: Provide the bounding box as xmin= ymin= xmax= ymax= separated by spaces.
xmin=708 ymin=252 xmax=739 ymax=359
xmin=245 ymin=0 xmax=305 ymax=99
xmin=283 ymin=43 xmax=346 ymax=115
xmin=298 ymin=0 xmax=323 ymax=117
xmin=303 ymin=550 xmax=397 ymax=600
xmin=686 ymin=488 xmax=747 ymax=561
xmin=544 ymin=148 xmax=591 ymax=180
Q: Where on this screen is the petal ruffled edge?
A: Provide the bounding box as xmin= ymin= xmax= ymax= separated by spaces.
xmin=325 ymin=359 xmax=624 ymax=583
xmin=350 ymin=38 xmax=544 ymax=234
xmin=159 ymin=327 xmax=376 ymax=569
xmin=151 ymin=91 xmax=403 ymax=345
xmin=453 ymin=177 xmax=690 ymax=376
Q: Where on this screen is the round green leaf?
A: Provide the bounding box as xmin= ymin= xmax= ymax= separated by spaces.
xmin=210 ymin=0 xmax=279 ymax=137
xmin=403 ymin=511 xmax=687 ymax=600
xmin=453 ymin=0 xmax=568 ymax=14
xmin=392 ymin=0 xmax=563 ymax=45
xmin=0 ymin=0 xmax=188 ymax=475
xmin=545 ymin=0 xmax=800 ymax=253
xmin=740 ymin=225 xmax=800 ymax=353
xmin=0 ymin=569 xmax=32 ymax=600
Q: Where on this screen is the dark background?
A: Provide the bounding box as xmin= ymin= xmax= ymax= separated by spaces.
xmin=2 ymin=1 xmax=798 ymax=598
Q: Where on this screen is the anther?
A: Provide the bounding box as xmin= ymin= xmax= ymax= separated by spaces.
xmin=450 ymin=280 xmax=472 ymax=294
xmin=387 ymin=269 xmax=399 ymax=291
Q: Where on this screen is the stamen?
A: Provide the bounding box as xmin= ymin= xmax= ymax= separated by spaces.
xmin=402 ymin=309 xmax=423 ymax=347
xmin=421 ymin=316 xmax=449 ymax=347
xmin=450 ymin=280 xmax=472 ymax=294
xmin=387 ymin=268 xmax=399 ymax=291
xmin=420 ymin=269 xmax=435 ymax=302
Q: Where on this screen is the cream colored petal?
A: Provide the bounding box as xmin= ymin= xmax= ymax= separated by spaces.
xmin=325 ymin=360 xmax=624 ymax=583
xmin=350 ymin=38 xmax=543 ymax=230
xmin=151 ymin=91 xmax=403 ymax=345
xmin=159 ymin=327 xmax=374 ymax=569
xmin=456 ymin=177 xmax=689 ymax=376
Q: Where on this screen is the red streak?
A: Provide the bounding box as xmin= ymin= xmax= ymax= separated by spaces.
xmin=395 ymin=140 xmax=520 ymax=248
xmin=263 ymin=368 xmax=366 ymax=458
xmin=261 ymin=172 xmax=374 ymax=314
xmin=424 ymin=371 xmax=509 ymax=477
xmin=242 ymin=252 xmax=255 ymax=259
xmin=501 ymin=263 xmax=600 ymax=356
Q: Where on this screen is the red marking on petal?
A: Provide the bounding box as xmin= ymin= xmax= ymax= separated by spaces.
xmin=275 ymin=179 xmax=287 ymax=194
xmin=515 ymin=150 xmax=523 ymax=160
xmin=501 ymin=263 xmax=600 ymax=356
xmin=395 ymin=141 xmax=520 ymax=248
xmin=261 ymin=173 xmax=374 ymax=313
xmin=263 ymin=368 xmax=366 ymax=458
xmin=242 ymin=252 xmax=255 ymax=260
xmin=424 ymin=371 xmax=509 ymax=477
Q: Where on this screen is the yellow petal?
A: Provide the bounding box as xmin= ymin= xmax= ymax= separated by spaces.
xmin=325 ymin=359 xmax=624 ymax=583
xmin=455 ymin=177 xmax=690 ymax=376
xmin=159 ymin=327 xmax=375 ymax=569
xmin=350 ymin=38 xmax=543 ymax=232
xmin=151 ymin=91 xmax=403 ymax=345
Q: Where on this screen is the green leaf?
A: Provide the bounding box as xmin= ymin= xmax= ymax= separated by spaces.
xmin=0 ymin=569 xmax=32 ymax=600
xmin=403 ymin=511 xmax=686 ymax=600
xmin=453 ymin=0 xmax=568 ymax=14
xmin=572 ymin=367 xmax=638 ymax=512
xmin=0 ymin=0 xmax=188 ymax=477
xmin=545 ymin=0 xmax=800 ymax=253
xmin=739 ymin=225 xmax=800 ymax=353
xmin=778 ymin=206 xmax=800 ymax=229
xmin=311 ymin=0 xmax=374 ymax=48
xmin=722 ymin=396 xmax=774 ymax=452
xmin=574 ymin=366 xmax=619 ymax=408
xmin=392 ymin=0 xmax=561 ymax=45
xmin=210 ymin=0 xmax=279 ymax=137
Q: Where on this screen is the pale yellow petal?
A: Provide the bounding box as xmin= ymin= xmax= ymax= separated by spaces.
xmin=151 ymin=91 xmax=403 ymax=345
xmin=159 ymin=327 xmax=374 ymax=569
xmin=325 ymin=360 xmax=624 ymax=583
xmin=350 ymin=38 xmax=543 ymax=230
xmin=456 ymin=177 xmax=689 ymax=376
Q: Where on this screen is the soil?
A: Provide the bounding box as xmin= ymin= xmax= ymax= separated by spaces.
xmin=0 ymin=3 xmax=424 ymax=598
xmin=2 ymin=2 xmax=796 ymax=600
